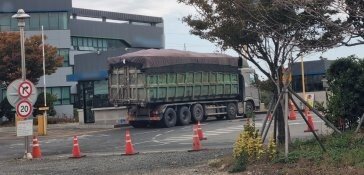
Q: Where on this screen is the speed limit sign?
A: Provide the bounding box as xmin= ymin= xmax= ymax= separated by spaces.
xmin=16 ymin=100 xmax=33 ymax=119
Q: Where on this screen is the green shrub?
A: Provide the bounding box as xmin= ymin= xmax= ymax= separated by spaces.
xmin=33 ymin=93 xmax=57 ymax=116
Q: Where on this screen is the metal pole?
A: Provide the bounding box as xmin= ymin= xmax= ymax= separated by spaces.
xmin=355 ymin=113 xmax=364 ymax=133
xmin=301 ymin=56 xmax=306 ymax=100
xmin=13 ymin=9 xmax=31 ymax=159
xmin=260 ymin=97 xmax=274 ymax=136
xmin=262 ymin=91 xmax=284 ymax=142
xmin=288 ymin=87 xmax=342 ymax=134
xmin=284 ymin=88 xmax=289 ymax=160
xmin=19 ymin=20 xmax=30 ymax=159
xmin=42 ymin=26 xmax=47 ymax=135
xmin=290 ymin=95 xmax=326 ymax=152
xmin=42 ymin=26 xmax=46 ymax=107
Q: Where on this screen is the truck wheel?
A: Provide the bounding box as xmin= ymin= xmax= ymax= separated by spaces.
xmin=245 ymin=100 xmax=255 ymax=117
xmin=191 ymin=104 xmax=204 ymax=122
xmin=226 ymin=103 xmax=237 ymax=120
xmin=162 ymin=108 xmax=177 ymax=128
xmin=129 ymin=121 xmax=148 ymax=128
xmin=177 ymin=106 xmax=191 ymax=126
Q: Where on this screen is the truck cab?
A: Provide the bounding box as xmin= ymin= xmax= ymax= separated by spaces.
xmin=241 ymin=67 xmax=260 ymax=114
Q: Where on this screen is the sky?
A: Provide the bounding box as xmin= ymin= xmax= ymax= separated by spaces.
xmin=72 ymin=0 xmax=364 ymax=78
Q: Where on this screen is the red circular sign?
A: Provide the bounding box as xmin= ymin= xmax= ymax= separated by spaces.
xmin=18 ymin=81 xmax=33 ymax=98
xmin=16 ymin=100 xmax=33 ymax=119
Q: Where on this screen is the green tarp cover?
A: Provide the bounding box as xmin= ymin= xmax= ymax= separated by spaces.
xmin=108 ymin=49 xmax=239 ymax=70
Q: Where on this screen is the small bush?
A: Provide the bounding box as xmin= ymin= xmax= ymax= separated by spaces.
xmin=232 ymin=119 xmax=277 ymax=172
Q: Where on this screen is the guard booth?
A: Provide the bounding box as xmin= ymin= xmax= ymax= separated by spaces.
xmin=67 ymin=49 xmax=138 ymax=125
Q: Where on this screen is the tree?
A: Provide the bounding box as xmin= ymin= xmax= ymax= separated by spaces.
xmin=0 ymin=32 xmax=62 ymax=85
xmin=326 ymin=55 xmax=364 ymax=129
xmin=177 ymin=0 xmax=334 ymax=143
xmin=281 ymin=0 xmax=364 ymax=47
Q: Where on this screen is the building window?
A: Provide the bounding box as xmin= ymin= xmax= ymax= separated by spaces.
xmin=57 ymin=49 xmax=70 ymax=67
xmin=71 ymin=36 xmax=130 ymax=51
xmin=38 ymin=87 xmax=71 ymax=105
xmin=0 ymin=12 xmax=68 ymax=32
xmin=292 ymin=74 xmax=325 ymax=92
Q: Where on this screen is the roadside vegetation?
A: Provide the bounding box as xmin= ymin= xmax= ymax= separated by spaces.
xmin=207 ymin=55 xmax=364 ymax=174
xmin=209 ymin=127 xmax=364 ymax=174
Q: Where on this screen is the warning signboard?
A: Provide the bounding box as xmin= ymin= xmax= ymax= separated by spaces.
xmin=16 ymin=100 xmax=33 ymax=119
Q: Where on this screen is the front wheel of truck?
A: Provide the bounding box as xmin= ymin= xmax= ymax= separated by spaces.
xmin=226 ymin=103 xmax=237 ymax=120
xmin=161 ymin=108 xmax=177 ymax=128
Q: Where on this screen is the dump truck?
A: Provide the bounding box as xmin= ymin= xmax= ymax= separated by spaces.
xmin=108 ymin=49 xmax=246 ymax=128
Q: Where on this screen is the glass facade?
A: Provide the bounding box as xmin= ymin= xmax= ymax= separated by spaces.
xmin=57 ymin=48 xmax=70 ymax=67
xmin=38 ymin=87 xmax=71 ymax=105
xmin=71 ymin=36 xmax=129 ymax=51
xmin=292 ymin=74 xmax=325 ymax=92
xmin=0 ymin=12 xmax=68 ymax=31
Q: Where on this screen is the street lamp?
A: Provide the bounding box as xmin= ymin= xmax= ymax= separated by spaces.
xmin=12 ymin=9 xmax=30 ymax=81
xmin=12 ymin=9 xmax=31 ymax=159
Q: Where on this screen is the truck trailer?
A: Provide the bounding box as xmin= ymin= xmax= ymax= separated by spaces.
xmin=108 ymin=49 xmax=246 ymax=128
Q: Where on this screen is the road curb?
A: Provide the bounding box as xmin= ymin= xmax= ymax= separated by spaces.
xmin=37 ymin=147 xmax=233 ymax=160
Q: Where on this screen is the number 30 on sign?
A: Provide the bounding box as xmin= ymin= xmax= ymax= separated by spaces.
xmin=16 ymin=100 xmax=33 ymax=119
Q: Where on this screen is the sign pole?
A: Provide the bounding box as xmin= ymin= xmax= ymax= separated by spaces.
xmin=12 ymin=9 xmax=31 ymax=159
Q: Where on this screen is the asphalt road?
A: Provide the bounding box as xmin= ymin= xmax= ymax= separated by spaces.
xmin=0 ymin=113 xmax=331 ymax=161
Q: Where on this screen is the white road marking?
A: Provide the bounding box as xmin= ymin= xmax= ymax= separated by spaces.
xmin=152 ymin=134 xmax=162 ymax=143
xmin=205 ymin=131 xmax=230 ymax=134
xmin=204 ymin=133 xmax=220 ymax=136
xmin=164 ymin=130 xmax=174 ymax=134
xmin=178 ymin=143 xmax=191 ymax=145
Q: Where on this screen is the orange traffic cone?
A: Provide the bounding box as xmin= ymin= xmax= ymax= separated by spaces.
xmin=197 ymin=121 xmax=207 ymax=140
xmin=124 ymin=129 xmax=137 ymax=155
xmin=288 ymin=109 xmax=297 ymax=120
xmin=188 ymin=125 xmax=203 ymax=152
xmin=304 ymin=111 xmax=318 ymax=132
xmin=70 ymin=136 xmax=85 ymax=158
xmin=32 ymin=136 xmax=42 ymax=159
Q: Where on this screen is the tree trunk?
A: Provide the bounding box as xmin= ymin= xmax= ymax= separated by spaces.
xmin=272 ymin=67 xmax=285 ymax=144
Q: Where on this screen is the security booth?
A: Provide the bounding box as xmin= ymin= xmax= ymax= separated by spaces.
xmin=67 ymin=49 xmax=139 ymax=124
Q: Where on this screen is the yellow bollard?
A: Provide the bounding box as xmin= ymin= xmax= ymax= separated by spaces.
xmin=37 ymin=113 xmax=47 ymax=136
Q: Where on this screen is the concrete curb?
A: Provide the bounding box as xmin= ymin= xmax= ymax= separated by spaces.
xmin=37 ymin=147 xmax=233 ymax=160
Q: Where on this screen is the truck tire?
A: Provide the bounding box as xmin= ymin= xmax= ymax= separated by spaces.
xmin=226 ymin=103 xmax=237 ymax=120
xmin=191 ymin=104 xmax=204 ymax=122
xmin=161 ymin=108 xmax=177 ymax=128
xmin=245 ymin=100 xmax=255 ymax=117
xmin=129 ymin=121 xmax=148 ymax=128
xmin=177 ymin=106 xmax=191 ymax=126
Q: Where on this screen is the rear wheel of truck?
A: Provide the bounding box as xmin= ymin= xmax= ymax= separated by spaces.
xmin=177 ymin=106 xmax=191 ymax=126
xmin=129 ymin=121 xmax=149 ymax=128
xmin=161 ymin=108 xmax=177 ymax=128
xmin=226 ymin=103 xmax=237 ymax=120
xmin=191 ymin=104 xmax=204 ymax=123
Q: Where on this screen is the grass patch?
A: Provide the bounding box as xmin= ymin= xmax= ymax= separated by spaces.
xmin=210 ymin=131 xmax=364 ymax=174
xmin=278 ymin=131 xmax=364 ymax=168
